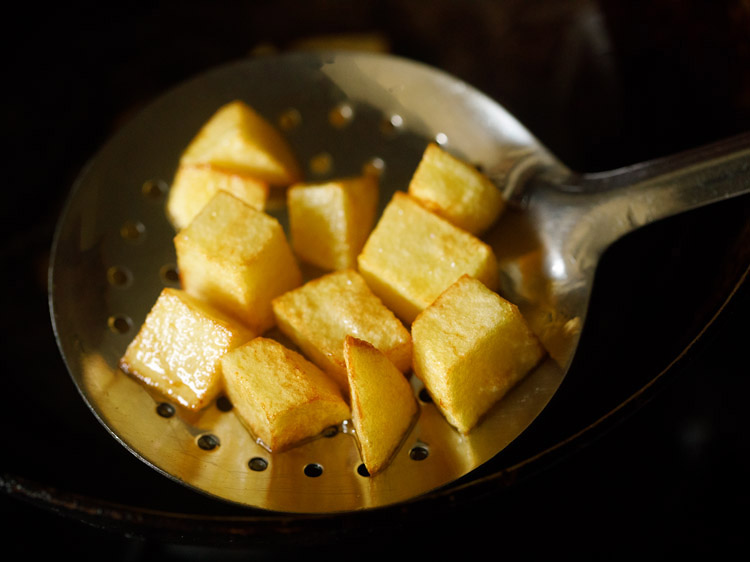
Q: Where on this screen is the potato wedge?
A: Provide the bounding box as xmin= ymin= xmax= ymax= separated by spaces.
xmin=344 ymin=336 xmax=418 ymax=476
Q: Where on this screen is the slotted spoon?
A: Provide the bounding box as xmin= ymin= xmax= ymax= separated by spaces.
xmin=48 ymin=50 xmax=750 ymax=514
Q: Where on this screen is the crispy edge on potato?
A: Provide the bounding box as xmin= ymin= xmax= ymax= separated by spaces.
xmin=220 ymin=337 xmax=350 ymax=452
xmin=272 ymin=269 xmax=412 ymax=392
xmin=174 ymin=191 xmax=302 ymax=334
xmin=287 ymin=174 xmax=378 ymax=271
xmin=179 ymin=99 xmax=302 ymax=187
xmin=119 ymin=287 xmax=255 ymax=411
xmin=167 ymin=163 xmax=269 ymax=231
xmin=357 ymin=191 xmax=499 ymax=325
xmin=408 ymin=142 xmax=505 ymax=235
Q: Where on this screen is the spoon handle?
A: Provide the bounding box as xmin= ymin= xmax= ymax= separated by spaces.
xmin=555 ymin=132 xmax=750 ymax=263
xmin=579 ymin=131 xmax=750 ymax=226
xmin=518 ymin=132 xmax=750 ymax=300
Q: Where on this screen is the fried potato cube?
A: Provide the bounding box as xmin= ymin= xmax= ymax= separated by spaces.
xmin=119 ymin=287 xmax=254 ymax=411
xmin=344 ymin=336 xmax=418 ymax=476
xmin=220 ymin=337 xmax=350 ymax=452
xmin=179 ymin=100 xmax=302 ymax=187
xmin=411 ymin=275 xmax=545 ymax=434
xmin=408 ymin=143 xmax=505 ymax=235
xmin=357 ymin=191 xmax=499 ymax=324
xmin=174 ymin=191 xmax=302 ymax=334
xmin=166 ymin=163 xmax=269 ymax=231
xmin=287 ymin=174 xmax=378 ymax=271
xmin=272 ymin=269 xmax=411 ymax=392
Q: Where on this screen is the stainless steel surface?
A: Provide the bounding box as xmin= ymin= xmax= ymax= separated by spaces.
xmin=48 ymin=50 xmax=750 ymax=514
xmin=493 ymin=133 xmax=750 ymax=363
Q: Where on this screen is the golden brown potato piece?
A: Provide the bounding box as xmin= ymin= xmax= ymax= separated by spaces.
xmin=357 ymin=191 xmax=499 ymax=324
xmin=408 ymin=142 xmax=505 ymax=235
xmin=287 ymin=174 xmax=378 ymax=271
xmin=179 ymin=99 xmax=302 ymax=187
xmin=174 ymin=191 xmax=302 ymax=334
xmin=166 ymin=163 xmax=268 ymax=231
xmin=344 ymin=336 xmax=418 ymax=476
xmin=220 ymin=337 xmax=350 ymax=452
xmin=119 ymin=287 xmax=255 ymax=411
xmin=272 ymin=269 xmax=411 ymax=392
xmin=411 ymin=274 xmax=545 ymax=434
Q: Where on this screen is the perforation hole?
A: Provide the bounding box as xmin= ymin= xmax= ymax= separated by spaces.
xmin=409 ymin=443 xmax=429 ymax=461
xmin=278 ymin=108 xmax=302 ymax=131
xmin=304 ymin=463 xmax=324 ymax=478
xmin=329 ymin=103 xmax=354 ymax=128
xmin=197 ymin=434 xmax=220 ymax=451
xmin=142 ymin=179 xmax=168 ymax=200
xmin=120 ymin=220 xmax=146 ymax=242
xmin=156 ymin=402 xmax=175 ymax=418
xmin=107 ymin=266 xmax=132 ymax=288
xmin=309 ymin=152 xmax=333 ymax=175
xmin=215 ymin=395 xmax=233 ymax=412
xmin=248 ymin=457 xmax=269 ymax=472
xmin=380 ymin=114 xmax=403 ymax=136
xmin=362 ymin=157 xmax=385 ymax=178
xmin=107 ymin=314 xmax=132 ymax=334
xmin=160 ymin=264 xmax=179 ymax=284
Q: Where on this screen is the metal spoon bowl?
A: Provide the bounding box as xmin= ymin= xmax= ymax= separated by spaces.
xmin=48 ymin=50 xmax=750 ymax=514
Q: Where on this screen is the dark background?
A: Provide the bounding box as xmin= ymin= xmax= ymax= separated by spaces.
xmin=3 ymin=1 xmax=749 ymax=559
